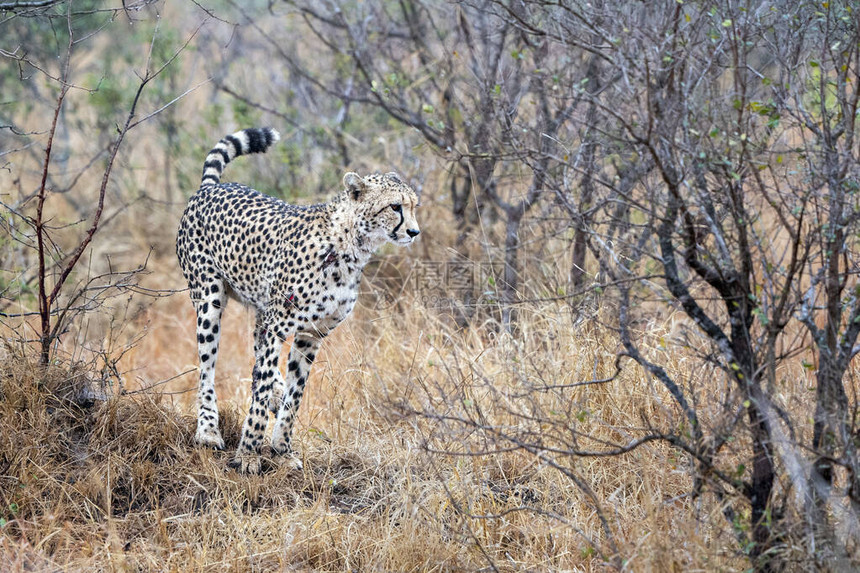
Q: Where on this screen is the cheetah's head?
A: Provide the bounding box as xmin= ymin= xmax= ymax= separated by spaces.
xmin=343 ymin=171 xmax=420 ymax=247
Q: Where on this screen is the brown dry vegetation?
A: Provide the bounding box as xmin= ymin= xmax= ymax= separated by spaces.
xmin=3 ymin=206 xmax=839 ymax=570
xmin=0 ymin=194 xmax=769 ymax=570
xmin=4 ymin=1 xmax=860 ymax=571
xmin=0 ymin=140 xmax=737 ymax=569
xmin=3 ymin=296 xmax=772 ymax=572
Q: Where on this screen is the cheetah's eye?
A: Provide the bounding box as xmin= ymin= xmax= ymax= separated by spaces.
xmin=390 ymin=204 xmax=402 ymax=213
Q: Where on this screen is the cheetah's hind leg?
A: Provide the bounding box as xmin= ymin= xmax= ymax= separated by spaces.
xmin=192 ymin=279 xmax=227 ymax=450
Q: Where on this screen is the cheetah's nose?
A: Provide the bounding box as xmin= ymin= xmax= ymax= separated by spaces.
xmin=407 ymin=228 xmax=420 ymax=238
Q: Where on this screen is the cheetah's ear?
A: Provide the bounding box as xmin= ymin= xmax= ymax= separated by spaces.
xmin=343 ymin=172 xmax=366 ymax=201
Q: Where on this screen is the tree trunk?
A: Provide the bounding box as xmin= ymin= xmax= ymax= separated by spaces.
xmin=571 ymin=55 xmax=600 ymax=289
xmin=812 ymin=356 xmax=847 ymax=489
xmin=501 ymin=212 xmax=522 ymax=332
xmin=571 ymin=140 xmax=594 ymax=289
xmin=747 ymin=398 xmax=776 ymax=570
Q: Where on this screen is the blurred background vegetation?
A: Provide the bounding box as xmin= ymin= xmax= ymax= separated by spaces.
xmin=2 ymin=1 xmax=860 ymax=571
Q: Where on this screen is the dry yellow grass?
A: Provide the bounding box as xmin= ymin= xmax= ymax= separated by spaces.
xmin=1 ymin=261 xmax=763 ymax=572
xmin=0 ymin=8 xmax=833 ymax=564
xmin=0 ymin=154 xmax=778 ymax=570
xmin=0 ymin=118 xmax=836 ymax=569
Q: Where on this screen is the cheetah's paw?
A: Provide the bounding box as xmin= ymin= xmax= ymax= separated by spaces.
xmin=227 ymin=453 xmax=262 ymax=475
xmin=194 ymin=426 xmax=225 ymax=450
xmin=283 ymin=454 xmax=303 ymax=471
xmin=272 ymin=440 xmax=303 ymax=471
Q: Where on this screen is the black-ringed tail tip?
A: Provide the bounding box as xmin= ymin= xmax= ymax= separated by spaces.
xmin=200 ymin=127 xmax=281 ymax=187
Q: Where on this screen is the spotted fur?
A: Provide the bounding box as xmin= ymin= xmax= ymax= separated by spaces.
xmin=176 ymin=127 xmax=420 ymax=473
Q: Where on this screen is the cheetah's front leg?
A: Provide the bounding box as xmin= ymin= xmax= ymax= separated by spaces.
xmin=253 ymin=314 xmax=286 ymax=415
xmin=271 ymin=331 xmax=323 ymax=469
xmin=229 ymin=326 xmax=280 ymax=474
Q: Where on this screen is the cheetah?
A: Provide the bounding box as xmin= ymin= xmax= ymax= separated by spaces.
xmin=176 ymin=127 xmax=420 ymax=473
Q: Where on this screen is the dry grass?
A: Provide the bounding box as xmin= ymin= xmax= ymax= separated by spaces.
xmin=0 ymin=8 xmax=820 ymax=565
xmin=0 ymin=159 xmax=760 ymax=570
xmin=0 ymin=267 xmax=760 ymax=572
xmin=0 ymin=124 xmax=823 ymax=570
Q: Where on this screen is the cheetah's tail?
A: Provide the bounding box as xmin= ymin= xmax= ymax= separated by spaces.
xmin=200 ymin=127 xmax=281 ymax=187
